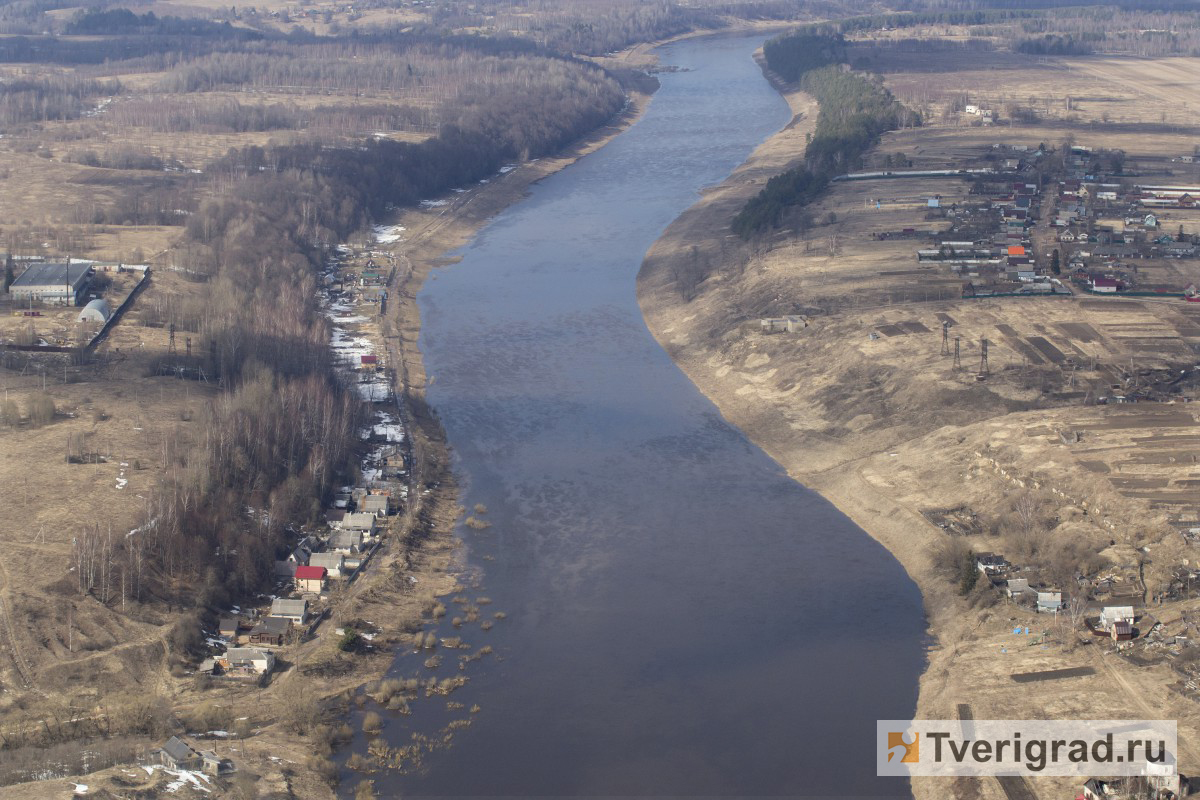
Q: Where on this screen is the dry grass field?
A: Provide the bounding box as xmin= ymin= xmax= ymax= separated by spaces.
xmin=640 ymin=37 xmax=1200 ymax=800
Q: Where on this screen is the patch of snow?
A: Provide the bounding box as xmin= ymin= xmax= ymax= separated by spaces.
xmin=499 ymin=164 xmax=517 ymax=174
xmin=372 ymin=224 xmax=406 ymax=244
xmin=73 ymin=784 xmax=88 ymax=794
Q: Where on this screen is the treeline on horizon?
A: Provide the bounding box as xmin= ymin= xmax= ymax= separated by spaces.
xmin=733 ymin=34 xmax=917 ymax=238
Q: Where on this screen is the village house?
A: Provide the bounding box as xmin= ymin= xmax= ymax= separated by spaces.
xmin=1099 ymin=606 xmax=1135 ymax=630
xmin=218 ymin=647 xmax=275 ymax=676
xmin=976 ymin=553 xmax=1009 ymax=575
xmin=199 ymin=750 xmax=235 ymax=777
xmin=1005 ymin=578 xmax=1033 ymax=601
xmin=361 ymin=493 xmax=391 ymax=516
xmin=158 ymin=736 xmax=202 ymax=771
xmin=340 ymin=512 xmax=377 ymax=536
xmin=270 ymin=598 xmax=308 ymax=625
xmin=1037 ymin=590 xmax=1063 ymax=614
xmin=330 ymin=529 xmax=364 ymax=554
xmin=309 ymin=551 xmax=346 ymax=578
xmin=218 ymin=617 xmax=240 ymax=642
xmin=248 ymin=616 xmax=290 ymax=647
xmin=294 ymin=564 xmax=327 ymax=594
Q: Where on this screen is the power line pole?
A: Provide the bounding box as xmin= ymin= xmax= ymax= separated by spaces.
xmin=953 ymin=337 xmax=961 ymax=370
xmin=978 ymin=338 xmax=990 ymax=377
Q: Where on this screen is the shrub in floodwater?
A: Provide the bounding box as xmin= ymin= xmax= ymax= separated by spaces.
xmin=493 ymin=611 xmax=507 ymax=620
xmin=423 ymin=655 xmax=442 ymax=669
xmin=362 ymin=711 xmax=383 ymax=734
xmin=451 ymin=617 xmax=463 ymax=628
xmin=346 ymin=753 xmax=370 ymax=771
xmin=374 ymin=679 xmax=404 ymax=704
xmin=464 ymin=516 xmax=491 ymax=529
xmin=480 ymin=621 xmax=493 ymax=631
xmin=431 ymin=602 xmax=446 ymax=618
xmin=476 ymin=597 xmax=492 ymax=605
xmin=473 ymin=503 xmax=487 ymax=514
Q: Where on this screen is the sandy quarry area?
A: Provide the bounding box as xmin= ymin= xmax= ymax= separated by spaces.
xmin=640 ymin=40 xmax=1200 ymax=800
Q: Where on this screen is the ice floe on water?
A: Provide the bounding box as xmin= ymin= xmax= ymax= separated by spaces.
xmin=420 ymin=199 xmax=449 ymax=208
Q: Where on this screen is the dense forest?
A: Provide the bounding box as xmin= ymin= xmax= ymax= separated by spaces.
xmin=1016 ymin=33 xmax=1095 ymax=54
xmin=734 ymin=36 xmax=916 ymax=238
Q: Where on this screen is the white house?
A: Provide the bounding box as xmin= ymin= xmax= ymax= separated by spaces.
xmin=269 ymin=598 xmax=308 ymax=624
xmin=1099 ymin=606 xmax=1134 ymax=630
xmin=220 ymin=647 xmax=275 ymax=676
xmin=309 ymin=551 xmax=347 ymax=578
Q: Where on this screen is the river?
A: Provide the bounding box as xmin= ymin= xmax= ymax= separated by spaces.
xmin=356 ymin=33 xmax=925 ymax=798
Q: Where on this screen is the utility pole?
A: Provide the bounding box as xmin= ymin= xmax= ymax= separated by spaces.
xmin=941 ymin=321 xmax=950 ymax=356
xmin=978 ymin=338 xmax=990 ymax=377
xmin=953 ymin=337 xmax=961 ymax=370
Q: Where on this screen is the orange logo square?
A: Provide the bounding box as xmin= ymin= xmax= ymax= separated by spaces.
xmin=887 ymin=731 xmax=919 ymax=763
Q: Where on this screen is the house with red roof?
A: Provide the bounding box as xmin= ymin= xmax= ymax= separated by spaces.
xmin=294 ymin=564 xmax=327 ymax=594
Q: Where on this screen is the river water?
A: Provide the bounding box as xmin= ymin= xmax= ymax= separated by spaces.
xmin=362 ymin=33 xmax=925 ymax=798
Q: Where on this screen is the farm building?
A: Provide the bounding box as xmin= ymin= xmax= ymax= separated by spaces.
xmin=9 ymin=261 xmax=92 ymax=306
xmin=1111 ymin=620 xmax=1133 ymax=641
xmin=294 ymin=564 xmax=326 ymax=593
xmin=269 ymin=598 xmax=308 ymax=624
xmin=76 ymin=298 xmax=111 ymax=323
